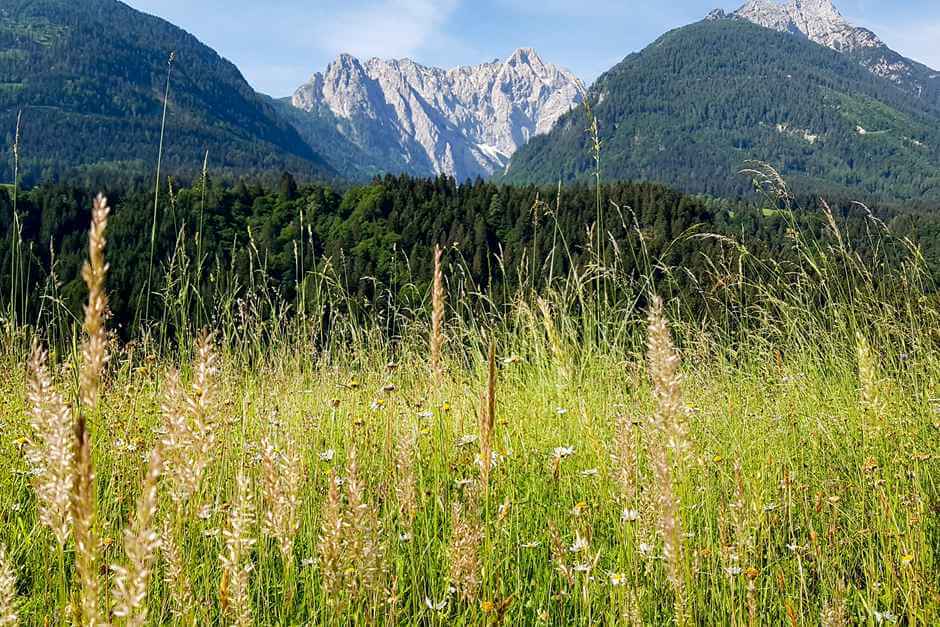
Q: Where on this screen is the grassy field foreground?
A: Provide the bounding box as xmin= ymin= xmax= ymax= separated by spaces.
xmin=0 ymin=194 xmax=938 ymax=625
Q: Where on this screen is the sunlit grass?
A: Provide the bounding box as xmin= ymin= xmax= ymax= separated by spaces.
xmin=0 ymin=169 xmax=938 ymax=624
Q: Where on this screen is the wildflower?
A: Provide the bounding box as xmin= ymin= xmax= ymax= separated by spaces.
xmin=900 ymin=553 xmax=914 ymax=565
xmin=609 ymin=572 xmax=628 ymax=587
xmin=621 ymin=509 xmax=640 ymax=523
xmin=481 ymin=600 xmax=494 ymax=613
xmin=425 ymin=596 xmax=448 ymax=611
xmin=475 ymin=450 xmax=501 ymax=470
xmin=521 ymin=541 xmax=542 ymax=549
xmin=552 ymin=446 xmax=575 ymax=459
xmin=763 ymin=502 xmax=779 ymax=512
xmin=569 ymin=533 xmax=589 ymax=554
xmin=417 ymin=411 xmax=433 ymax=419
xmin=399 ymin=533 xmax=413 ymax=543
xmin=319 ymin=449 xmax=335 ymax=462
xmin=370 ymin=399 xmax=384 ymax=411
xmin=725 ymin=566 xmax=743 ymax=576
xmin=457 ymin=434 xmax=478 ymax=447
xmin=300 ymin=558 xmax=315 ymax=569
xmin=874 ymin=610 xmax=898 ymax=624
xmin=556 ymin=407 xmax=568 ymax=415
xmin=579 ymin=468 xmax=599 ymax=477
xmin=570 ymin=501 xmax=588 ymax=517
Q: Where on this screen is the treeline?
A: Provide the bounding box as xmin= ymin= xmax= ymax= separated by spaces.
xmin=0 ymin=172 xmax=937 ymax=335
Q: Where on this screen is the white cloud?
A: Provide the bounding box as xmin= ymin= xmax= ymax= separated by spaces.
xmin=313 ymin=0 xmax=461 ymax=61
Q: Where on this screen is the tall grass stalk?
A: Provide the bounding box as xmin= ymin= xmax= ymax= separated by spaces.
xmin=144 ymin=51 xmax=176 ymax=327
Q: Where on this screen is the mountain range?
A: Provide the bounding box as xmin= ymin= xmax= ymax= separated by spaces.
xmin=2 ymin=0 xmax=940 ymax=202
xmin=282 ymin=49 xmax=582 ymax=181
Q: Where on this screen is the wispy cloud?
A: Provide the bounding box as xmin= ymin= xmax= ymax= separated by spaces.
xmin=312 ymin=0 xmax=461 ymax=61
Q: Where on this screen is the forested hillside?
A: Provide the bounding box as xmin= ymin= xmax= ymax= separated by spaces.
xmin=2 ymin=173 xmax=937 ymax=334
xmin=0 ymin=0 xmax=334 ymax=185
xmin=505 ymin=19 xmax=940 ymax=202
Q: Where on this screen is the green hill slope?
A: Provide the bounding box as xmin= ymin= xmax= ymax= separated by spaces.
xmin=0 ymin=0 xmax=334 ymax=184
xmin=505 ymin=19 xmax=940 ymax=201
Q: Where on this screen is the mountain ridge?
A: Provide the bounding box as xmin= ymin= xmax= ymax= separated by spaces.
xmin=0 ymin=0 xmax=335 ymax=184
xmin=287 ymin=48 xmax=583 ymax=181
xmin=710 ymin=0 xmax=940 ymax=107
xmin=504 ymin=17 xmax=940 ymax=201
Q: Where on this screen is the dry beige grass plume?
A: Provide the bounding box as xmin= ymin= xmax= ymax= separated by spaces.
xmin=161 ymin=332 xmax=220 ymax=506
xmin=111 ymin=449 xmax=162 ymax=625
xmin=79 ymin=193 xmax=110 ymax=409
xmin=25 ymin=344 xmax=75 ymax=547
xmin=317 ymin=469 xmax=345 ymax=601
xmin=342 ymin=449 xmax=386 ymax=603
xmin=448 ymin=500 xmax=483 ymax=603
xmin=317 ymin=450 xmax=386 ymax=609
xmin=394 ymin=426 xmax=418 ymax=530
xmin=160 ymin=519 xmax=193 ymax=621
xmin=220 ymin=470 xmax=255 ymax=626
xmin=260 ymin=435 xmax=304 ymax=566
xmin=646 ymin=296 xmax=690 ymax=626
xmin=0 ymin=546 xmax=17 ymax=626
xmin=72 ymin=194 xmax=113 ymax=626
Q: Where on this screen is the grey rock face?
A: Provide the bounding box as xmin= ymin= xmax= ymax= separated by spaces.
xmin=291 ymin=49 xmax=583 ymax=180
xmin=733 ymin=0 xmax=881 ymax=53
xmin=722 ymin=0 xmax=935 ymax=94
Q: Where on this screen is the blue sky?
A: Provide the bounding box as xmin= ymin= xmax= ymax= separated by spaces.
xmin=123 ymin=0 xmax=940 ymax=97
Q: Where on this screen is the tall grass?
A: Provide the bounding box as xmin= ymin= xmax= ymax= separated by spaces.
xmin=0 ymin=159 xmax=937 ymax=624
xmin=143 ymin=51 xmax=177 ymax=327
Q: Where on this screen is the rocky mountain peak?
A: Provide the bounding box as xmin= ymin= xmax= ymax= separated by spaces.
xmin=291 ymin=50 xmax=583 ymax=180
xmin=507 ymin=47 xmax=540 ymax=65
xmin=707 ymin=1 xmax=939 ymax=100
xmin=730 ymin=0 xmax=882 ymax=52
